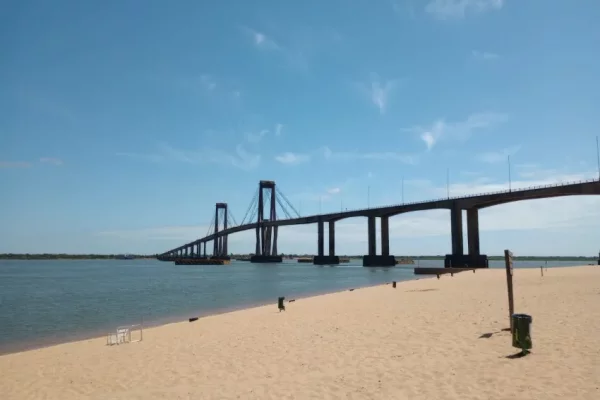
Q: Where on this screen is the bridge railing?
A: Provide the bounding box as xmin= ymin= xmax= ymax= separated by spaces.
xmin=309 ymin=177 xmax=599 ymax=218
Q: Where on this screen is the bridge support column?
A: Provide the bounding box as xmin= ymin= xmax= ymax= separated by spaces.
xmin=317 ymin=219 xmax=324 ymax=256
xmin=451 ymin=204 xmax=463 ymax=256
xmin=368 ymin=216 xmax=376 ymax=256
xmin=314 ymin=220 xmax=339 ymax=265
xmin=329 ymin=221 xmax=335 ymax=256
xmin=445 ymin=205 xmax=488 ymax=268
xmin=381 ymin=216 xmax=390 ymax=256
xmin=363 ymin=216 xmax=396 ymax=267
xmin=467 ymin=208 xmax=480 ymax=256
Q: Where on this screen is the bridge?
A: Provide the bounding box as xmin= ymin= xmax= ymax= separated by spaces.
xmin=158 ymin=178 xmax=600 ymax=267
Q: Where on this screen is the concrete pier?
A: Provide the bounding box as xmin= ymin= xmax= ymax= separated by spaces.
xmin=363 ymin=255 xmax=396 ymax=267
xmin=363 ymin=215 xmax=396 ymax=267
xmin=250 ymin=255 xmax=283 ymax=263
xmin=444 ymin=207 xmax=488 ymax=268
xmin=314 ymin=255 xmax=340 ymax=265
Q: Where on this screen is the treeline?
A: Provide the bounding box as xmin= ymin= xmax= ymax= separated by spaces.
xmin=0 ymin=253 xmax=154 ymax=260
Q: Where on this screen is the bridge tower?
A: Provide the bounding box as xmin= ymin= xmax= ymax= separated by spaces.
xmin=213 ymin=203 xmax=230 ymax=259
xmin=251 ymin=180 xmax=282 ymax=263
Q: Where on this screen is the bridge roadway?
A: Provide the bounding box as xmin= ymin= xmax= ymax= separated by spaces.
xmin=163 ymin=179 xmax=600 ymax=259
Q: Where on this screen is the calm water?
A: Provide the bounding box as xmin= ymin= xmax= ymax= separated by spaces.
xmin=0 ymin=258 xmax=588 ymax=354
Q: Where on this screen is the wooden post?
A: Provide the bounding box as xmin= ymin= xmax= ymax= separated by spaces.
xmin=504 ymin=249 xmax=515 ymax=331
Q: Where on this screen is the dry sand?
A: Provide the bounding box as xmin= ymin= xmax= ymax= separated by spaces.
xmin=1 ymin=266 xmax=599 ymax=400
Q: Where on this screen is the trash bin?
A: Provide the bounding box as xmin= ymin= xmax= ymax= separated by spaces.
xmin=278 ymin=296 xmax=285 ymax=311
xmin=511 ymin=314 xmax=532 ymax=351
xmin=392 ymin=281 xmax=396 ymax=288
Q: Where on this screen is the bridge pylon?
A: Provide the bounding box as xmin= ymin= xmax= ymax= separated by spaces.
xmin=251 ymin=180 xmax=282 ymax=263
xmin=213 ymin=203 xmax=230 ymax=259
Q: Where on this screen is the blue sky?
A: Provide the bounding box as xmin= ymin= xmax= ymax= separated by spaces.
xmin=1 ymin=0 xmax=600 ymax=256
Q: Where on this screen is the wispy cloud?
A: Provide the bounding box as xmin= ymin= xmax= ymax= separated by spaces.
xmin=0 ymin=161 xmax=32 ymax=168
xmin=156 ymin=143 xmax=261 ymax=170
xmin=117 ymin=138 xmax=261 ymax=171
xmin=360 ymin=75 xmax=399 ymax=114
xmin=116 ymin=152 xmax=165 ymax=163
xmin=275 ymin=152 xmax=311 ymax=165
xmin=245 ymin=130 xmax=268 ymax=143
xmin=39 ymin=157 xmax=63 ymax=166
xmin=472 ymin=50 xmax=500 ymax=61
xmin=242 ymin=27 xmax=281 ymax=51
xmin=275 ymin=123 xmax=284 ymax=136
xmin=408 ymin=112 xmax=508 ymax=150
xmin=321 ymin=146 xmax=418 ymax=165
xmin=327 ymin=187 xmax=341 ymax=194
xmin=199 ymin=74 xmax=217 ymax=91
xmin=425 ymin=0 xmax=504 ymax=20
xmin=477 ymin=145 xmax=521 ymax=164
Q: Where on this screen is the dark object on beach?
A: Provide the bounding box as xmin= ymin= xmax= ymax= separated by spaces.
xmin=288 ymin=299 xmax=296 ymax=303
xmin=512 ymin=314 xmax=533 ymax=352
xmin=392 ymin=281 xmax=396 ymax=288
xmin=189 ymin=317 xmax=198 ymax=322
xmin=349 ymin=288 xmax=354 ymax=291
xmin=278 ymin=296 xmax=286 ymax=312
xmin=504 ymin=249 xmax=515 ymax=331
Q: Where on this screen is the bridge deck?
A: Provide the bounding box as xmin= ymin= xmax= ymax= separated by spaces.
xmin=162 ymin=179 xmax=600 ymax=255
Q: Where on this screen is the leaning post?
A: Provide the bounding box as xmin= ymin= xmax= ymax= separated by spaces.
xmin=504 ymin=249 xmax=515 ymax=332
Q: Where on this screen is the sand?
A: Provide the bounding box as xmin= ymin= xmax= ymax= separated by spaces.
xmin=1 ymin=266 xmax=599 ymax=400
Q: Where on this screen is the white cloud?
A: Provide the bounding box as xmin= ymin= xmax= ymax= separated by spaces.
xmin=319 ymin=146 xmax=418 ymax=164
xmin=39 ymin=157 xmax=63 ymax=166
xmin=366 ymin=76 xmax=398 ymax=114
xmin=472 ymin=50 xmax=500 ymax=61
xmin=275 ymin=123 xmax=284 ymax=136
xmin=275 ymin=152 xmax=311 ymax=165
xmin=245 ymin=130 xmax=268 ymax=143
xmin=116 ymin=152 xmax=164 ymax=163
xmin=243 ymin=27 xmax=281 ymax=51
xmin=327 ymin=187 xmax=341 ymax=194
xmin=408 ymin=112 xmax=508 ymax=150
xmin=476 ymin=145 xmax=521 ymax=164
xmin=119 ymin=142 xmax=261 ymax=170
xmin=426 ymin=0 xmax=504 ymax=20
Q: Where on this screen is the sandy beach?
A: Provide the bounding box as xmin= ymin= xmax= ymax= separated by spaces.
xmin=1 ymin=266 xmax=598 ymax=399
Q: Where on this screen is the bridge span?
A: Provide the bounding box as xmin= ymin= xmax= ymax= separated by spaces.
xmin=159 ymin=179 xmax=600 ymax=267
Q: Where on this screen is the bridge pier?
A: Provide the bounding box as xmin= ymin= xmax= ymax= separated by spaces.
xmin=445 ymin=206 xmax=488 ymax=268
xmin=363 ymin=215 xmax=396 ymax=267
xmin=314 ymin=220 xmax=340 ymax=265
xmin=251 ymin=180 xmax=283 ymax=263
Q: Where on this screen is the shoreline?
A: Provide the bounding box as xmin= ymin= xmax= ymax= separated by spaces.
xmin=0 ymin=276 xmax=420 ymax=356
xmin=0 ymin=263 xmax=594 ymax=357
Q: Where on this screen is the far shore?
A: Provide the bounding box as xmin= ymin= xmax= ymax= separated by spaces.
xmin=1 ymin=254 xmax=597 ymax=261
xmin=1 ymin=265 xmax=598 ymax=399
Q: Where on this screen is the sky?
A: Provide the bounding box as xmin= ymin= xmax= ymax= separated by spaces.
xmin=1 ymin=0 xmax=600 ymax=256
